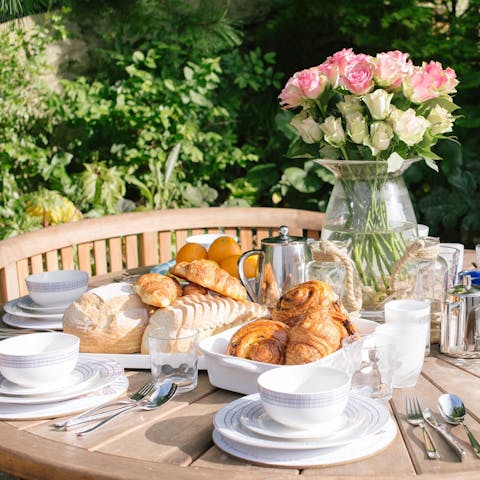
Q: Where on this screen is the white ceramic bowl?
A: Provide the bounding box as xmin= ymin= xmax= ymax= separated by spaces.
xmin=0 ymin=332 xmax=80 ymax=387
xmin=26 ymin=270 xmax=88 ymax=306
xmin=257 ymin=365 xmax=351 ymax=429
xmin=186 ymin=233 xmax=238 ymax=250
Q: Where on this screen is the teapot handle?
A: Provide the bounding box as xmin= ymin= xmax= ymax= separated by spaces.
xmin=238 ymin=250 xmax=263 ymax=302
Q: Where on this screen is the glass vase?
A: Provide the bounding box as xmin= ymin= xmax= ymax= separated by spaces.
xmin=318 ymin=159 xmax=419 ymax=315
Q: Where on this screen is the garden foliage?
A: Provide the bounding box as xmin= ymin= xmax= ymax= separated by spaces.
xmin=0 ymin=0 xmax=478 ymax=245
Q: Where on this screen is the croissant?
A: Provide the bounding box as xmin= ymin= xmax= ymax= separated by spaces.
xmin=170 ymin=259 xmax=247 ymax=301
xmin=285 ymin=308 xmax=351 ymax=364
xmin=227 ymin=319 xmax=289 ymax=365
xmin=133 ymin=273 xmax=182 ymax=307
xmin=271 ymin=280 xmax=339 ymax=327
xmin=182 ymin=282 xmax=209 ymax=296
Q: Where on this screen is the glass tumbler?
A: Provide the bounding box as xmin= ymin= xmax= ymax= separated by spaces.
xmin=148 ymin=328 xmax=199 ymax=393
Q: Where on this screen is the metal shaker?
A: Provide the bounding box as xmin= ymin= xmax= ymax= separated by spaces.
xmin=440 ymin=275 xmax=480 ymax=358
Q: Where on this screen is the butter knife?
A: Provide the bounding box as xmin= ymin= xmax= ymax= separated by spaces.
xmin=423 ymin=408 xmax=466 ymax=461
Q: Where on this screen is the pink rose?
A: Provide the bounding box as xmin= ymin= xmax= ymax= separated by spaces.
xmin=423 ymin=61 xmax=459 ymax=93
xmin=404 ymin=61 xmax=458 ymax=104
xmin=374 ymin=50 xmax=413 ymax=90
xmin=297 ymin=67 xmax=328 ymax=99
xmin=332 ymin=48 xmax=356 ymax=75
xmin=278 ymin=76 xmax=304 ymax=109
xmin=340 ymin=54 xmax=375 ymax=95
xmin=279 ymin=68 xmax=328 ymax=109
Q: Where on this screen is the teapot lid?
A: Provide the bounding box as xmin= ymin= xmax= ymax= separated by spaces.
xmin=262 ymin=225 xmax=306 ymax=245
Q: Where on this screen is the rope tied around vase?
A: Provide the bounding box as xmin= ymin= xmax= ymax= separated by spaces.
xmin=389 ymin=238 xmax=440 ymax=297
xmin=310 ymin=240 xmax=363 ymax=316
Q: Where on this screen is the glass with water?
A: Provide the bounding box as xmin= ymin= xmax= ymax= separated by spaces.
xmin=148 ymin=328 xmax=199 ymax=393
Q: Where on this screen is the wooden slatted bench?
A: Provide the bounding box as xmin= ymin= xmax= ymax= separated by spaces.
xmin=0 ymin=207 xmax=324 ymax=303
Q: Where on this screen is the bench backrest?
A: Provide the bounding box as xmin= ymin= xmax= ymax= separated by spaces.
xmin=0 ymin=207 xmax=324 ymax=302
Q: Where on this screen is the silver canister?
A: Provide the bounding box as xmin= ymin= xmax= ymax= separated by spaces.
xmin=440 ymin=275 xmax=480 ymax=358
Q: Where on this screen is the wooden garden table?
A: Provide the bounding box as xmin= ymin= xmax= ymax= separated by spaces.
xmin=0 ymin=253 xmax=479 ymax=480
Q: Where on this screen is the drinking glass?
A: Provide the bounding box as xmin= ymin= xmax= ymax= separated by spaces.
xmin=384 ymin=299 xmax=431 ymax=355
xmin=476 ymin=244 xmax=480 ymax=268
xmin=148 ymin=328 xmax=199 ymax=393
xmin=439 ymin=245 xmax=460 ymax=287
xmin=375 ymin=323 xmax=428 ymax=388
xmin=342 ymin=334 xmax=394 ymax=401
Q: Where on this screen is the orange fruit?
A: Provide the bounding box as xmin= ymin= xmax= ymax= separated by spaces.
xmin=207 ymin=236 xmax=242 ymax=265
xmin=175 ymin=242 xmax=208 ymax=263
xmin=220 ymin=254 xmax=259 ymax=279
xmin=220 ymin=255 xmax=241 ymax=278
xmin=243 ymin=254 xmax=259 ymax=278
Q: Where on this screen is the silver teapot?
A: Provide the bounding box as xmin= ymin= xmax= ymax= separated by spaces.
xmin=440 ymin=275 xmax=480 ymax=358
xmin=237 ymin=225 xmax=311 ymax=307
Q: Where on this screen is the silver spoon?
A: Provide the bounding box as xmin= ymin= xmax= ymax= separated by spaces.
xmin=76 ymin=381 xmax=177 ymax=437
xmin=438 ymin=393 xmax=480 ymax=458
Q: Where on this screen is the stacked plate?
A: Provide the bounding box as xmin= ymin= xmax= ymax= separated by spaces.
xmin=2 ymin=295 xmax=70 ymax=330
xmin=0 ymin=359 xmax=129 ymax=420
xmin=213 ymin=393 xmax=397 ymax=467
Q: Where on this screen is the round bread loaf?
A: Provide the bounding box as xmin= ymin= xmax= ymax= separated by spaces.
xmin=63 ymin=282 xmax=150 ymax=353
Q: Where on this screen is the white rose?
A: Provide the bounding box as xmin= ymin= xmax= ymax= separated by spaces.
xmin=427 ymin=104 xmax=454 ymax=136
xmin=389 ymin=107 xmax=430 ymax=146
xmin=369 ymin=121 xmax=393 ymax=153
xmin=320 ymin=116 xmax=345 ymax=146
xmin=337 ymin=95 xmax=363 ymax=116
xmin=345 ymin=112 xmax=368 ymax=144
xmin=290 ymin=113 xmax=323 ymax=144
xmin=362 ymin=89 xmax=393 ymax=120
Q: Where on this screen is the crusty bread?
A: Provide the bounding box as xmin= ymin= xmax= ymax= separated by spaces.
xmin=63 ymin=282 xmax=150 ymax=354
xmin=169 ymin=259 xmax=247 ymax=301
xmin=133 ymin=273 xmax=182 ymax=307
xmin=140 ymin=294 xmax=269 ymax=353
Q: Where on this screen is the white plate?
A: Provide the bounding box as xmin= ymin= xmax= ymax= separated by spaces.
xmin=0 ymin=359 xmax=123 ymax=404
xmin=0 ymin=376 xmax=129 ymax=420
xmin=3 ymin=313 xmax=63 ymax=330
xmin=214 ymin=393 xmax=390 ymax=450
xmin=0 ymin=359 xmax=99 ymax=396
xmin=4 ymin=298 xmax=64 ymax=320
xmin=241 ymin=411 xmax=349 ymax=439
xmin=213 ymin=418 xmax=397 ymax=468
xmin=16 ymin=295 xmax=69 ymax=314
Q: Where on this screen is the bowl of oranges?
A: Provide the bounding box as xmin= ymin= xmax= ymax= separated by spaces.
xmin=176 ymin=235 xmax=258 ymax=280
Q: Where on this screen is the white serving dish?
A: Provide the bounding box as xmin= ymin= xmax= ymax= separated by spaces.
xmin=200 ymin=318 xmax=378 ymax=395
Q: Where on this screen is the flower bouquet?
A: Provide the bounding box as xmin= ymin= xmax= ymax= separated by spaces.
xmin=279 ymin=49 xmax=460 ymax=311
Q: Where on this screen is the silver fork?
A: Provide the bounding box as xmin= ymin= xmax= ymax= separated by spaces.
xmin=53 ymin=378 xmax=158 ymax=430
xmin=406 ymin=395 xmax=440 ymax=460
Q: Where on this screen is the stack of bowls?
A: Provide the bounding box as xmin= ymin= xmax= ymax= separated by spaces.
xmin=2 ymin=270 xmax=88 ymax=331
xmin=0 ymin=332 xmax=80 ymax=388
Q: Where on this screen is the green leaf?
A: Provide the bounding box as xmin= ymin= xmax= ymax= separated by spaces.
xmin=287 ymin=138 xmax=319 ymax=159
xmin=282 ymin=167 xmax=321 ymax=193
xmin=424 ymin=97 xmax=461 ymax=113
xmin=189 ymin=91 xmax=212 ymax=107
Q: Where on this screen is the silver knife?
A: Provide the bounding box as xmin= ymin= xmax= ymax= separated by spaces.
xmin=423 ymin=408 xmax=466 ymax=461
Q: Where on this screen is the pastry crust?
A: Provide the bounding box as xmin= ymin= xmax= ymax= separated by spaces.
xmin=227 ymin=319 xmax=289 ymax=365
xmin=182 ymin=282 xmax=209 ymax=296
xmin=170 ymin=259 xmax=247 ymax=301
xmin=133 ymin=273 xmax=182 ymax=307
xmin=271 ymin=280 xmax=340 ymax=327
xmin=285 ymin=308 xmax=349 ymax=364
